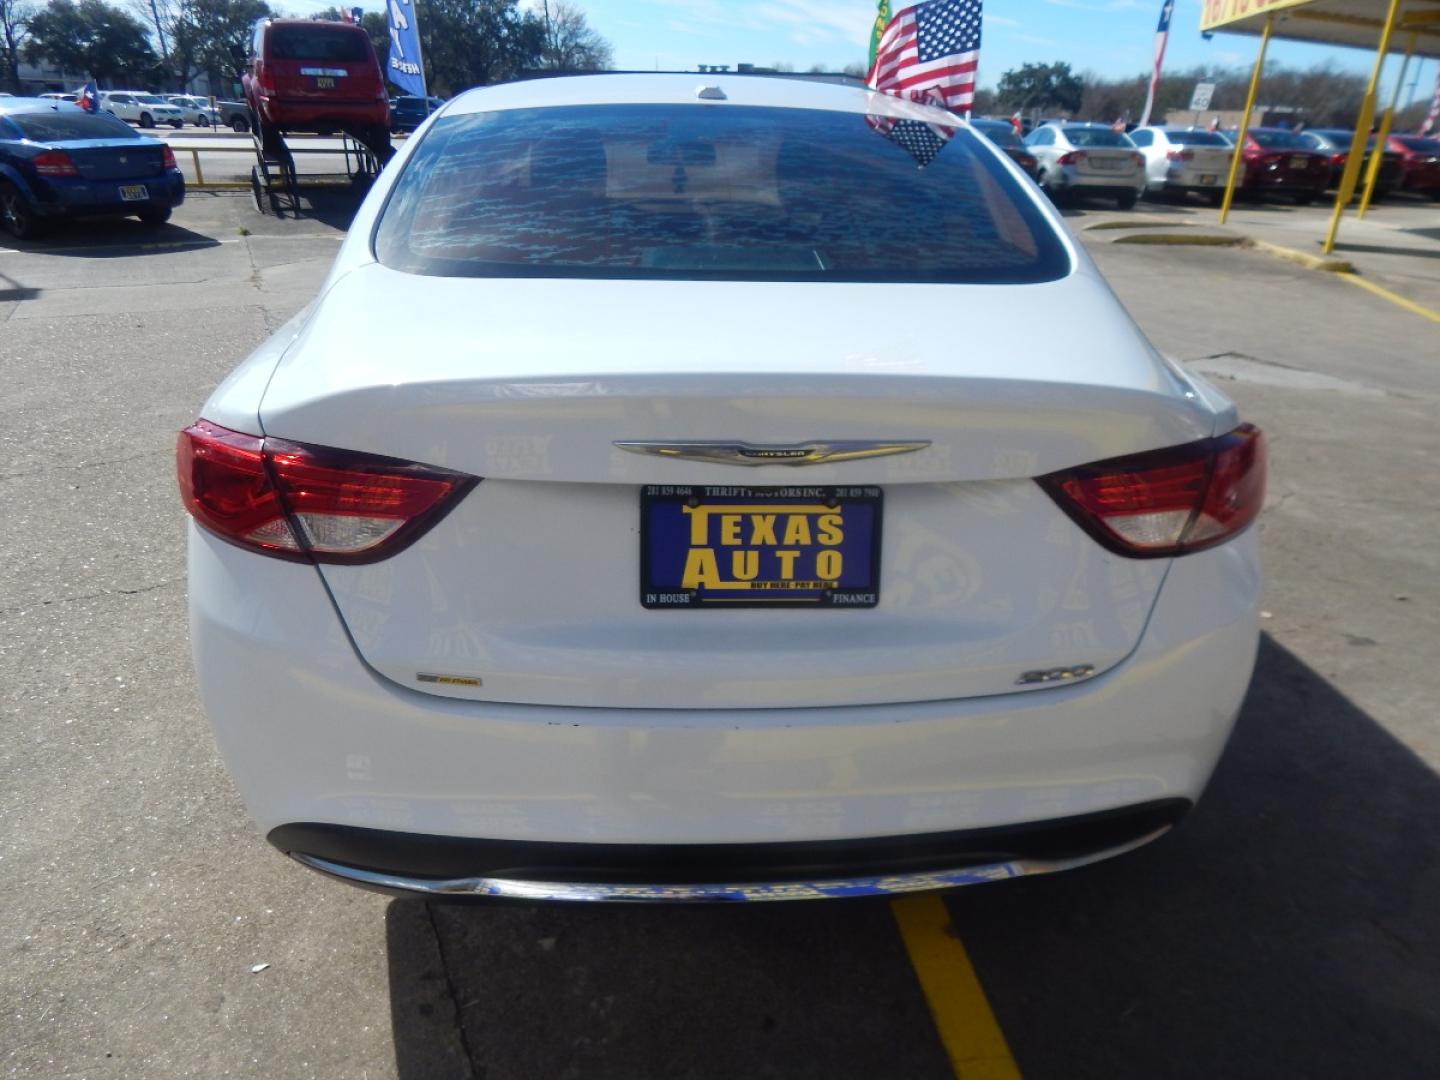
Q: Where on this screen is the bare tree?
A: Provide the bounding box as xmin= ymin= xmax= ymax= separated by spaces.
xmin=539 ymin=0 xmax=611 ymax=72
xmin=1 ymin=0 xmax=34 ymax=93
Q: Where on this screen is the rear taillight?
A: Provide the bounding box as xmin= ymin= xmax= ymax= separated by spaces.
xmin=1166 ymin=149 xmax=1194 ymax=162
xmin=176 ymin=419 xmax=477 ymax=563
xmin=162 ymin=145 xmax=177 ymax=170
xmin=32 ymin=150 xmax=79 ymax=177
xmin=1331 ymin=152 xmax=1347 ymax=165
xmin=1038 ymin=425 xmax=1266 ymax=558
xmin=1057 ymin=150 xmax=1086 ymax=165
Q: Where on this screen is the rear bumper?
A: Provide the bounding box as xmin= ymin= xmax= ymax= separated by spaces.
xmin=276 ymin=801 xmax=1187 ymax=901
xmin=1051 ymin=167 xmax=1144 ymax=192
xmin=256 ymin=96 xmax=388 ymax=131
xmin=33 ymin=171 xmax=184 ymax=217
xmin=190 ymin=518 xmax=1260 ymax=860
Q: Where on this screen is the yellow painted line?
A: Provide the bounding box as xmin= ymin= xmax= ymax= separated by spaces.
xmin=1337 ymin=272 xmax=1440 ymax=325
xmin=891 ymin=894 xmax=1021 ymax=1080
xmin=1248 ymin=239 xmax=1354 ymax=273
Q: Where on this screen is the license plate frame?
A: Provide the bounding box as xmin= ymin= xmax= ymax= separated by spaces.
xmin=1290 ymin=155 xmax=1310 ymax=170
xmin=1200 ymin=174 xmax=1217 ymax=185
xmin=119 ymin=184 xmax=148 ymax=202
xmin=640 ymin=485 xmax=882 ymax=610
xmin=313 ymin=76 xmax=336 ymax=89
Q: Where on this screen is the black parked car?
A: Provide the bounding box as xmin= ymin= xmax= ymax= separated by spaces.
xmin=389 ymin=96 xmax=445 ymax=134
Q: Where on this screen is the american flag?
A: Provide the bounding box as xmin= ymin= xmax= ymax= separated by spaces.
xmin=1136 ymin=0 xmax=1174 ymax=128
xmin=867 ymin=0 xmax=982 ymax=113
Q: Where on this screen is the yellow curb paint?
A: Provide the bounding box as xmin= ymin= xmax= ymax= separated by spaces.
xmin=891 ymin=894 xmax=1021 ymax=1080
xmin=1248 ymin=239 xmax=1354 ymax=274
xmin=1338 ymin=273 xmax=1440 ymax=325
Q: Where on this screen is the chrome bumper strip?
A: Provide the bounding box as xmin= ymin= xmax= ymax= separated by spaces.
xmin=290 ymin=826 xmax=1169 ymax=902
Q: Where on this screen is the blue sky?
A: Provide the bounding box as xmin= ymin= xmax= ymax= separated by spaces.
xmin=298 ymin=0 xmax=1434 ymax=107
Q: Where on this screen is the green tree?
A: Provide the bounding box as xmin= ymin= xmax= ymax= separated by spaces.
xmin=24 ymin=0 xmax=156 ymax=86
xmin=997 ymin=61 xmax=1083 ymax=116
xmin=1 ymin=0 xmax=34 ymax=93
xmin=414 ymin=0 xmax=544 ymax=96
xmin=537 ymin=0 xmax=610 ymax=72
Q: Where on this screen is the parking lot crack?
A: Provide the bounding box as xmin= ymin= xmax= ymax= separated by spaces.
xmin=0 ymin=578 xmax=182 ymax=616
xmin=423 ymin=902 xmax=481 ymax=1080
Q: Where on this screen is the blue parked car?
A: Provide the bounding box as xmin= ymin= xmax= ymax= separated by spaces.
xmin=0 ymin=97 xmax=185 ymax=240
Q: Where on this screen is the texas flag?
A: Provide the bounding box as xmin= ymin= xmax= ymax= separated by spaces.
xmin=77 ymin=82 xmax=100 ymax=114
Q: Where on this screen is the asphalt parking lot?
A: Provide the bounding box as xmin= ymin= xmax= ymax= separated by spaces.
xmin=2 ymin=191 xmax=1438 ymax=1079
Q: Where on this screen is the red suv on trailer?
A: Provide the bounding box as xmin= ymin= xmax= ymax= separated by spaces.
xmin=242 ymin=18 xmax=391 ymax=160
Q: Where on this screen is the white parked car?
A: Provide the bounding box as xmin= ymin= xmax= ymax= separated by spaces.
xmin=1023 ymin=122 xmax=1147 ymax=208
xmin=1130 ymin=127 xmax=1235 ymax=204
xmin=99 ymin=91 xmax=184 ymax=128
xmin=178 ymin=74 xmax=1265 ymax=903
xmin=37 ymin=92 xmax=78 ymax=104
xmin=165 ymin=94 xmax=220 ymax=127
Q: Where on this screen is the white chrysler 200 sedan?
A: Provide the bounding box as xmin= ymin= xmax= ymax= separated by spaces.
xmin=177 ymin=74 xmax=1264 ymax=902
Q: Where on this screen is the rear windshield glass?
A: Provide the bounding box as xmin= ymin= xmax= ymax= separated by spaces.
xmin=1249 ymin=130 xmax=1309 ymax=149
xmin=270 ymin=27 xmax=369 ymax=61
xmin=375 ymin=104 xmax=1069 ymax=283
xmin=7 ymin=112 xmax=138 ymax=141
xmin=1063 ymin=127 xmax=1132 ymax=148
xmin=1166 ymin=130 xmax=1228 ymax=147
xmin=136 ymin=95 xmax=169 ymax=104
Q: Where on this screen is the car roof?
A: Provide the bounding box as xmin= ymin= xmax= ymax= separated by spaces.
xmin=443 ymin=73 xmax=961 ymax=125
xmin=0 ymin=96 xmax=85 ymax=115
xmin=262 ymin=17 xmax=367 ymax=31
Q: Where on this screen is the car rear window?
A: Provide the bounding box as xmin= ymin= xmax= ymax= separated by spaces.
xmin=8 ymin=112 xmax=138 ymax=141
xmin=1392 ymin=135 xmax=1440 ymax=153
xmin=1166 ymin=130 xmax=1228 ymax=147
xmin=971 ymin=121 xmax=1022 ymax=148
xmin=1063 ymin=127 xmax=1132 ymax=148
xmin=269 ymin=27 xmax=369 ymax=61
xmin=375 ymin=104 xmax=1069 ymax=284
xmin=1249 ymin=130 xmax=1308 ymax=149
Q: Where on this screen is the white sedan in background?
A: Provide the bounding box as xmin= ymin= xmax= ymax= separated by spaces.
xmin=1130 ymin=126 xmax=1235 ymax=204
xmin=1023 ymin=121 xmax=1148 ymax=208
xmin=177 ymin=74 xmax=1265 ymax=903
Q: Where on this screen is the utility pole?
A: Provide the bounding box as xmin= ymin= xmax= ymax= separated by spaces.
xmin=148 ymin=0 xmax=168 ymax=59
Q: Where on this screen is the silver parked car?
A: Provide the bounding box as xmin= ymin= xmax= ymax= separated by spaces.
xmin=1129 ymin=127 xmax=1234 ymax=204
xmin=165 ymin=95 xmax=221 ymax=128
xmin=1023 ymin=122 xmax=1146 ymax=208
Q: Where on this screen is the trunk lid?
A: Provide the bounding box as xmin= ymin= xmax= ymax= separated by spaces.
xmin=1078 ymin=148 xmax=1139 ymax=177
xmin=258 ymin=264 xmax=1215 ymax=709
xmin=52 ymin=139 xmax=166 ymax=181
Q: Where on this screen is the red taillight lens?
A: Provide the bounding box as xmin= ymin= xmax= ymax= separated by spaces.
xmin=1057 ymin=150 xmax=1086 ymax=165
xmin=1037 ymin=425 xmax=1266 ymax=558
xmin=1166 ymin=149 xmax=1194 ymax=162
xmin=162 ymin=145 xmax=177 ymax=170
xmin=32 ymin=150 xmax=79 ymax=177
xmin=1331 ymin=153 xmax=1346 ymax=165
xmin=176 ymin=420 xmax=477 ymax=563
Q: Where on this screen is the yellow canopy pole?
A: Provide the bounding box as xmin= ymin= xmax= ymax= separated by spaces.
xmin=1218 ymin=14 xmax=1274 ymax=225
xmin=1322 ymin=0 xmax=1404 ymax=254
xmin=1357 ymin=32 xmax=1416 ymax=219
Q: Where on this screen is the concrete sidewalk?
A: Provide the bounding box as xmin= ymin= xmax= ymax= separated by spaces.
xmin=1068 ymin=196 xmax=1440 ymax=318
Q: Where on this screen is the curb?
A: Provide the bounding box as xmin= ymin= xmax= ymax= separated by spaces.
xmin=1112 ymin=233 xmax=1245 ymax=247
xmin=1084 ymin=219 xmax=1196 ymax=232
xmin=1248 ymin=240 xmax=1355 ymax=274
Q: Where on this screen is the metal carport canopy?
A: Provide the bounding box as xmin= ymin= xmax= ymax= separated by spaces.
xmin=1201 ymin=0 xmax=1440 ymax=56
xmin=1203 ymin=0 xmax=1440 ymax=252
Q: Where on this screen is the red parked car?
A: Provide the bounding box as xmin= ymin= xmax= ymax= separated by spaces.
xmin=242 ymin=18 xmax=391 ymax=162
xmin=1387 ymin=134 xmax=1440 ymax=199
xmin=1228 ymin=127 xmax=1329 ymax=204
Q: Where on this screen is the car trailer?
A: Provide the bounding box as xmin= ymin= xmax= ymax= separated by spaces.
xmin=248 ymin=122 xmax=389 ymax=217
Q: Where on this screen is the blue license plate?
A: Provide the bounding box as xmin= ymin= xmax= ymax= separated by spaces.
xmin=641 ymin=485 xmax=882 ymax=609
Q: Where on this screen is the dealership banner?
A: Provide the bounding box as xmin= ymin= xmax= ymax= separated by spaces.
xmin=387 ymin=0 xmax=427 ymax=97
